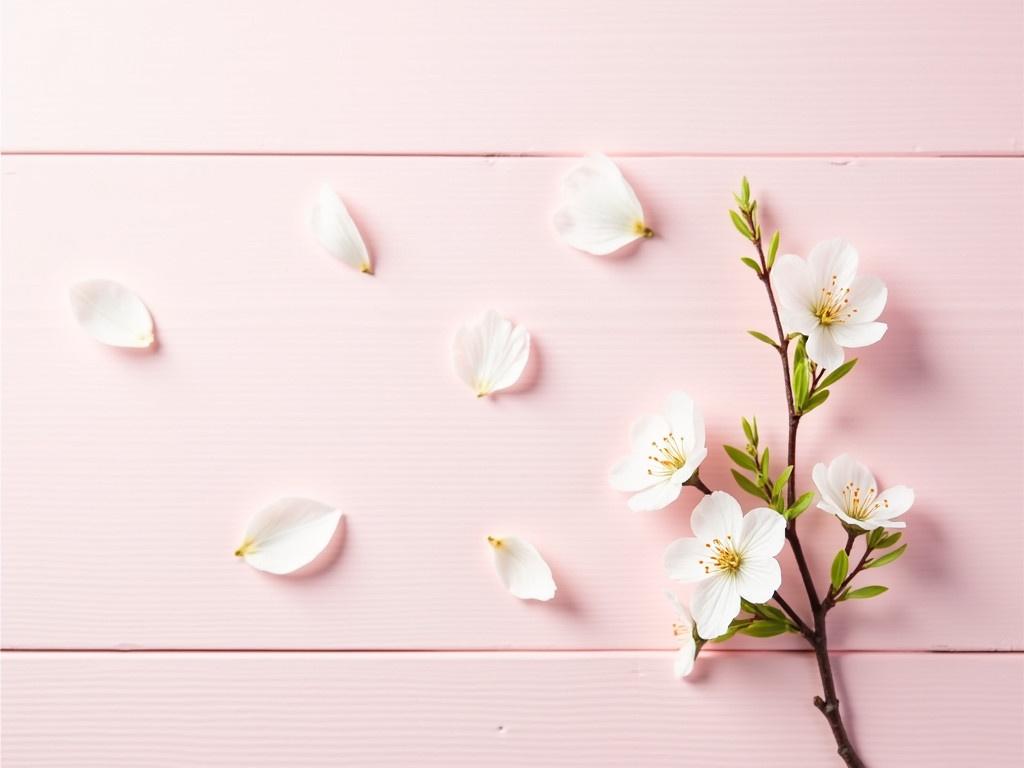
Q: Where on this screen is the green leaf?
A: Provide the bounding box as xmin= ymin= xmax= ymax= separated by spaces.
xmin=830 ymin=550 xmax=849 ymax=590
xmin=741 ymin=417 xmax=757 ymax=447
xmin=711 ymin=618 xmax=754 ymax=643
xmin=786 ymin=491 xmax=815 ymax=520
xmin=791 ymin=348 xmax=811 ymax=409
xmin=819 ymin=359 xmax=857 ymax=389
xmin=741 ymin=177 xmax=750 ymax=205
xmin=732 ymin=469 xmax=769 ymax=501
xmin=724 ymin=444 xmax=757 ymax=472
xmin=730 ymin=210 xmax=753 ymax=240
xmin=865 ymin=544 xmax=907 ymax=569
xmin=802 ymin=388 xmax=830 ymax=413
xmin=866 ymin=527 xmax=887 ymax=549
xmin=767 ymin=231 xmax=780 ymax=269
xmin=876 ymin=531 xmax=903 ymax=549
xmin=772 ymin=466 xmax=793 ymax=501
xmin=839 ymin=585 xmax=888 ymax=601
xmin=741 ymin=599 xmax=789 ymax=624
xmin=760 ymin=447 xmax=770 ymax=474
xmin=740 ymin=256 xmax=762 ymax=275
xmin=747 ymin=330 xmax=779 ymax=348
xmin=750 ymin=416 xmax=759 ymax=445
xmin=740 ymin=621 xmax=790 ymax=638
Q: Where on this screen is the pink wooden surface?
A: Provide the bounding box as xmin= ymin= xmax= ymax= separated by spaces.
xmin=4 ymin=652 xmax=1023 ymax=767
xmin=3 ymin=0 xmax=1022 ymax=155
xmin=3 ymin=1 xmax=1024 ymax=766
xmin=2 ymin=156 xmax=1022 ymax=651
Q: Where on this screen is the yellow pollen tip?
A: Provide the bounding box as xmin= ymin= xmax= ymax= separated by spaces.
xmin=487 ymin=536 xmax=502 ymax=549
xmin=633 ymin=221 xmax=654 ymax=238
xmin=360 ymin=264 xmax=374 ymax=275
xmin=234 ymin=541 xmax=252 ymax=558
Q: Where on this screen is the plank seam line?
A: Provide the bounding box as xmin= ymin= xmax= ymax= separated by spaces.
xmin=3 ymin=151 xmax=1023 ymax=160
xmin=2 ymin=648 xmax=1020 ymax=655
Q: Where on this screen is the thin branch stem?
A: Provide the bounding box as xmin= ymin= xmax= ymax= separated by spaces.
xmin=772 ymin=591 xmax=813 ymax=638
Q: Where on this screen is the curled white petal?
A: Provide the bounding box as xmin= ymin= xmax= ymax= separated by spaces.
xmin=235 ymin=498 xmax=343 ymax=575
xmin=553 ymin=153 xmax=651 ymax=256
xmin=69 ymin=279 xmax=155 ymax=348
xmin=311 ymin=182 xmax=372 ymax=274
xmin=453 ymin=310 xmax=530 ymax=397
xmin=488 ymin=535 xmax=556 ymax=601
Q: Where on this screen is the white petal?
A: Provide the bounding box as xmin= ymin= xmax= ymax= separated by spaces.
xmin=812 ymin=462 xmax=841 ymax=509
xmin=808 ymin=238 xmax=858 ymax=290
xmin=692 ymin=574 xmax=741 ymax=640
xmin=872 ymin=485 xmax=914 ymax=521
xmin=670 ymin=445 xmax=707 ymax=486
xmin=772 ymin=254 xmax=817 ymax=315
xmin=664 ymin=391 xmax=705 ymax=456
xmin=827 ymin=454 xmax=877 ymax=504
xmin=738 ymin=507 xmax=786 ymax=559
xmin=830 ymin=321 xmax=887 ymax=348
xmin=779 ymin=305 xmax=820 ymax=337
xmin=452 ymin=310 xmax=530 ymax=396
xmin=847 ymin=275 xmax=887 ymax=323
xmin=674 ymin=640 xmax=697 ymax=678
xmin=553 ymin=154 xmax=648 ymax=256
xmin=664 ymin=537 xmax=711 ymax=583
xmin=805 ymin=325 xmax=845 ymax=370
xmin=665 ymin=589 xmax=694 ymax=629
xmin=734 ymin=557 xmax=782 ymax=603
xmin=630 ymin=413 xmax=671 ymax=452
xmin=489 ymin=536 xmax=556 ymax=601
xmin=69 ymin=279 xmax=155 ymax=348
xmin=609 ymin=453 xmax=656 ymax=492
xmin=236 ymin=498 xmax=343 ymax=575
xmin=690 ymin=491 xmax=743 ymax=543
xmin=627 ymin=479 xmax=683 ymax=512
xmin=311 ymin=183 xmax=372 ymax=274
xmin=833 ymin=508 xmax=881 ymax=530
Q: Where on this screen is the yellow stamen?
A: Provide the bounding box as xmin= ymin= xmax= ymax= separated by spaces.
xmin=698 ymin=535 xmax=743 ymax=575
xmin=646 ymin=433 xmax=687 ymax=479
xmin=633 ymin=220 xmax=654 ymax=238
xmin=487 ymin=536 xmax=502 ymax=549
xmin=812 ymin=274 xmax=858 ymax=325
xmin=841 ymin=482 xmax=888 ymax=521
xmin=361 ymin=263 xmax=374 ymax=275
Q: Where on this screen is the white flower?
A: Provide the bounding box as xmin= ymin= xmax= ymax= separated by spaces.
xmin=608 ymin=392 xmax=708 ymax=512
xmin=812 ymin=454 xmax=914 ymax=531
xmin=452 ymin=310 xmax=530 ymax=397
xmin=488 ymin=536 xmax=557 ymax=601
xmin=664 ymin=492 xmax=786 ymax=639
xmin=771 ymin=238 xmax=887 ymax=370
xmin=666 ymin=591 xmax=697 ymax=678
xmin=553 ymin=153 xmax=652 ymax=255
xmin=311 ymin=182 xmax=373 ymax=274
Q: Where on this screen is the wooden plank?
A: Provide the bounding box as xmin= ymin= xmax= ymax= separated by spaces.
xmin=2 ymin=156 xmax=1022 ymax=650
xmin=2 ymin=651 xmax=1021 ymax=767
xmin=2 ymin=0 xmax=1021 ymax=154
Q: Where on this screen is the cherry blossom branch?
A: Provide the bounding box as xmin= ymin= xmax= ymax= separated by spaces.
xmin=735 ymin=184 xmax=866 ymax=768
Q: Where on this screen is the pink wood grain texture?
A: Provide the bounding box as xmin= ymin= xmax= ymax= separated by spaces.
xmin=2 ymin=155 xmax=1022 ymax=650
xmin=2 ymin=0 xmax=1022 ymax=155
xmin=3 ymin=651 xmax=1022 ymax=767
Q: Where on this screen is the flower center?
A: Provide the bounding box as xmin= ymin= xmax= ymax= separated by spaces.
xmin=699 ymin=536 xmax=743 ymax=575
xmin=646 ymin=433 xmax=687 ymax=479
xmin=841 ymin=482 xmax=888 ymax=521
xmin=812 ymin=274 xmax=858 ymax=326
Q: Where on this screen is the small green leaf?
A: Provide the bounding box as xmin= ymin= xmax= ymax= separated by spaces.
xmin=819 ymin=359 xmax=857 ymax=389
xmin=876 ymin=531 xmax=903 ymax=549
xmin=865 ymin=544 xmax=907 ymax=569
xmin=732 ymin=469 xmax=769 ymax=501
xmin=741 ymin=600 xmax=789 ymax=624
xmin=724 ymin=444 xmax=757 ymax=472
xmin=741 ymin=177 xmax=750 ymax=205
xmin=767 ymin=231 xmax=780 ymax=269
xmin=747 ymin=330 xmax=779 ymax=348
xmin=740 ymin=621 xmax=790 ymax=638
xmin=750 ymin=416 xmax=759 ymax=445
xmin=741 ymin=417 xmax=756 ymax=446
xmin=772 ymin=466 xmax=793 ymax=501
xmin=786 ymin=491 xmax=815 ymax=520
xmin=802 ymin=388 xmax=830 ymax=413
xmin=839 ymin=585 xmax=888 ymax=601
xmin=711 ymin=618 xmax=754 ymax=643
xmin=760 ymin=446 xmax=770 ymax=473
xmin=866 ymin=527 xmax=887 ymax=549
xmin=730 ymin=210 xmax=753 ymax=240
xmin=792 ymin=356 xmax=810 ymax=410
xmin=830 ymin=550 xmax=849 ymax=590
xmin=740 ymin=256 xmax=762 ymax=274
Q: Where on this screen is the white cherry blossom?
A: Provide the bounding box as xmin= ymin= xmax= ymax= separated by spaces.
xmin=812 ymin=454 xmax=914 ymax=531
